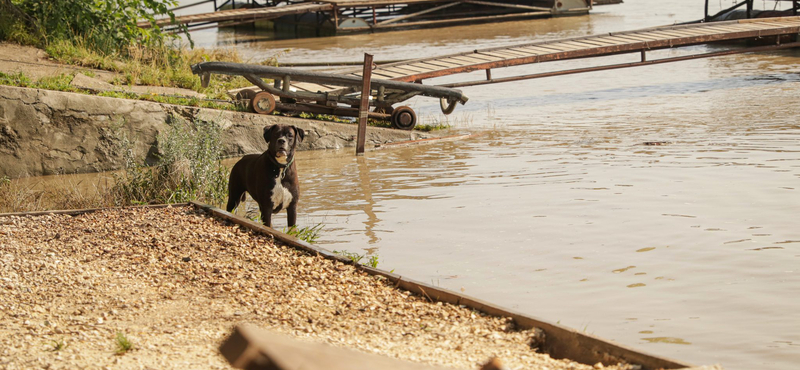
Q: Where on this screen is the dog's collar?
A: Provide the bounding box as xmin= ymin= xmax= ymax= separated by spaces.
xmin=269 ymin=154 xmax=294 ymax=168
xmin=269 ymin=154 xmax=294 ymax=179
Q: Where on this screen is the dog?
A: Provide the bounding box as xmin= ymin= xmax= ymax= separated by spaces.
xmin=226 ymin=124 xmax=305 ymax=228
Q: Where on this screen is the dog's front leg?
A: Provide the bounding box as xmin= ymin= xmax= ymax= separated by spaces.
xmin=287 ymin=202 xmax=297 ymax=228
xmin=256 ymin=200 xmax=273 ymax=228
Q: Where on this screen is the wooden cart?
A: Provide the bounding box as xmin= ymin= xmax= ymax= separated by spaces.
xmin=191 ymin=61 xmax=469 ymax=130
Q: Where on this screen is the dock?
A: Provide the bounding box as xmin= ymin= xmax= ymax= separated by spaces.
xmin=138 ymin=0 xmax=592 ymax=33
xmin=287 ymin=16 xmax=800 ymax=90
xmin=217 ymin=15 xmax=800 ymax=125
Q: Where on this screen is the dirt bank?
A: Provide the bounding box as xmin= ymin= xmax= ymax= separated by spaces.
xmin=0 ymin=85 xmax=436 ymax=179
xmin=0 ymin=205 xmax=640 ymax=370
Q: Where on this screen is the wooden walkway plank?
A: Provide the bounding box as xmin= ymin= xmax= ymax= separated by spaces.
xmin=561 ymin=41 xmax=603 ymax=49
xmin=464 ymin=53 xmax=505 ymax=62
xmin=403 ymin=63 xmax=441 ymax=72
xmin=493 ymin=49 xmax=533 ymax=57
xmin=230 ymin=16 xmax=800 ymax=98
xmin=446 ymin=55 xmax=493 ymax=64
xmin=574 ymin=39 xmax=619 ymax=47
xmin=421 ymin=59 xmax=465 ymax=69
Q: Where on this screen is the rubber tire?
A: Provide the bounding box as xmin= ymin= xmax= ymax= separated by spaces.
xmin=391 ymin=106 xmax=417 ymax=130
xmin=251 ymin=92 xmax=276 ymax=115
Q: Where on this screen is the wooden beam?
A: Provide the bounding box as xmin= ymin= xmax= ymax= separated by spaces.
xmin=356 ymin=54 xmax=373 ymax=155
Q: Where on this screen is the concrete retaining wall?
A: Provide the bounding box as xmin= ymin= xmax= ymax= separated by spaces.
xmin=0 ymin=85 xmax=432 ymax=178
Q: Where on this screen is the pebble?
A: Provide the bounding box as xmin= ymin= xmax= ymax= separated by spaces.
xmin=0 ymin=206 xmax=641 ymax=370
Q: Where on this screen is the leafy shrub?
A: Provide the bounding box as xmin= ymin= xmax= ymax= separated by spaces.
xmin=3 ymin=0 xmax=185 ymax=54
xmin=112 ymin=116 xmax=228 ymax=206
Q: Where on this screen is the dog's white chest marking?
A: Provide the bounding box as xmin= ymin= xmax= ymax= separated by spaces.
xmin=270 ymin=181 xmax=293 ymax=212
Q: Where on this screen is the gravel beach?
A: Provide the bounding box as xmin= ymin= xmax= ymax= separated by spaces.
xmin=0 ymin=205 xmax=640 ymax=370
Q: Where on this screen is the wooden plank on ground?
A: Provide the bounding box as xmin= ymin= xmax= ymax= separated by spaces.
xmin=220 ymin=325 xmax=463 ymax=370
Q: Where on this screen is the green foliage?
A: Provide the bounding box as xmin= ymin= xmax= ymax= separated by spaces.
xmin=0 ymin=72 xmax=33 ymax=87
xmin=333 ymin=250 xmax=380 ymax=268
xmin=283 ymin=224 xmax=324 ymax=244
xmin=334 ymin=250 xmax=364 ymax=264
xmin=0 ymin=71 xmax=245 ymax=112
xmin=0 ymin=71 xmax=78 ymax=92
xmin=114 ymin=332 xmax=133 ymax=355
xmin=8 ymin=0 xmax=186 ymax=54
xmin=46 ymin=339 xmax=68 ymax=352
xmin=366 ymin=255 xmax=380 ymax=268
xmin=111 ymin=116 xmax=229 ymax=206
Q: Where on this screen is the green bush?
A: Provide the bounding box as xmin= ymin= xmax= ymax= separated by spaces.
xmin=112 ymin=116 xmax=228 ymax=206
xmin=2 ymin=0 xmax=184 ymax=54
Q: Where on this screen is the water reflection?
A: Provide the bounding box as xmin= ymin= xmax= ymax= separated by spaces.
xmin=30 ymin=0 xmax=800 ymax=368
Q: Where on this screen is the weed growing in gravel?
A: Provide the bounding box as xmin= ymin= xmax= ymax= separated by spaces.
xmin=366 ymin=255 xmax=380 ymax=268
xmin=111 ymin=116 xmax=228 ymax=207
xmin=334 ymin=250 xmax=364 ymax=264
xmin=283 ymin=223 xmax=323 ymax=244
xmin=114 ymin=332 xmax=133 ymax=355
xmin=333 ymin=250 xmax=380 ymax=268
xmin=46 ymin=339 xmax=67 ymax=352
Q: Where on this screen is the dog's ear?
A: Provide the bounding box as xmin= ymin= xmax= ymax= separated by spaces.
xmin=263 ymin=125 xmax=277 ymax=144
xmin=294 ymin=126 xmax=305 ymax=143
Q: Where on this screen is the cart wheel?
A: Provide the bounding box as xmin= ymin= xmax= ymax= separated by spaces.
xmin=235 ymin=89 xmax=258 ymax=101
xmin=391 ymin=106 xmax=417 ymax=130
xmin=251 ymin=92 xmax=276 ymax=115
xmin=440 ymin=97 xmax=457 ymax=115
xmin=373 ymin=106 xmax=394 ymax=116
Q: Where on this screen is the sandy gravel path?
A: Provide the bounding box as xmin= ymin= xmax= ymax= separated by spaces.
xmin=0 ymin=206 xmax=637 ymax=370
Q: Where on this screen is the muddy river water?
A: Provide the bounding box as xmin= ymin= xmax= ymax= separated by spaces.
xmin=33 ymin=0 xmax=800 ymax=368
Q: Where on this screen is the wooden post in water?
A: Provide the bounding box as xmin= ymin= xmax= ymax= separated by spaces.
xmin=356 ymin=53 xmax=373 ymax=156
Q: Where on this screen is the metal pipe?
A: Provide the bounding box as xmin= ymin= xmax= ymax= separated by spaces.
xmin=191 ymin=62 xmax=468 ymax=103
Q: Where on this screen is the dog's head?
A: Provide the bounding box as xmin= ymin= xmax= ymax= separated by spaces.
xmin=263 ymin=124 xmax=305 ymax=163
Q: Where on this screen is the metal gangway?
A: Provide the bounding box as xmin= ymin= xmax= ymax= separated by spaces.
xmin=194 ymin=16 xmax=800 ymax=129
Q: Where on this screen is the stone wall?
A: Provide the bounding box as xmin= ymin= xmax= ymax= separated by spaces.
xmin=0 ymin=85 xmax=432 ymax=178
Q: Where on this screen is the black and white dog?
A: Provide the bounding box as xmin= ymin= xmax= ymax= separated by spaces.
xmin=226 ymin=124 xmax=305 ymax=228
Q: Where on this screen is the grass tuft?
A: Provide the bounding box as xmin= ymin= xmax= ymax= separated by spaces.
xmin=333 ymin=250 xmax=380 ymax=268
xmin=114 ymin=332 xmax=133 ymax=355
xmin=283 ymin=223 xmax=324 ymax=244
xmin=46 ymin=339 xmax=68 ymax=352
